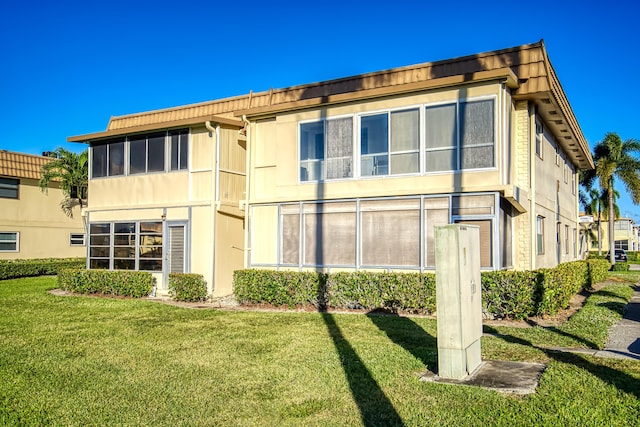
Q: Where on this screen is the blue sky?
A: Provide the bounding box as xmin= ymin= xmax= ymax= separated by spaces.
xmin=1 ymin=0 xmax=639 ymax=218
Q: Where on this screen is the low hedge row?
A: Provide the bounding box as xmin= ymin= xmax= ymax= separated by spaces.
xmin=58 ymin=269 xmax=153 ymax=298
xmin=0 ymin=258 xmax=85 ymax=280
xmin=233 ymin=259 xmax=612 ymax=319
xmin=169 ymin=273 xmax=207 ymax=302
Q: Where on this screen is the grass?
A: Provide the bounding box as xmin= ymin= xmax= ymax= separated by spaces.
xmin=1 ymin=276 xmax=639 ymax=426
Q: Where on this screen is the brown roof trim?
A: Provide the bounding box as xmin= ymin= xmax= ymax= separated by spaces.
xmin=236 ymin=68 xmax=519 ymax=118
xmin=68 ymin=115 xmax=243 ymax=142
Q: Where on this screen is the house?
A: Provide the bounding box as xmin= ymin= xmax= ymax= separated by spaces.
xmin=0 ymin=150 xmax=86 ymax=259
xmin=589 ymin=217 xmax=638 ymax=253
xmin=68 ymin=40 xmax=593 ymax=297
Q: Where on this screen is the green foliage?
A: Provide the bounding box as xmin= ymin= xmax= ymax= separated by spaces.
xmin=587 ymin=259 xmax=610 ymax=283
xmin=57 ymin=269 xmax=153 ymax=298
xmin=235 ymin=260 xmax=614 ymax=319
xmin=169 ymin=273 xmax=208 ymax=302
xmin=39 ymin=147 xmax=88 ymax=217
xmin=625 ymin=251 xmax=639 ymax=262
xmin=610 ymin=262 xmax=629 ymax=271
xmin=481 ymin=270 xmax=538 ymax=319
xmin=0 ymin=258 xmax=85 ymax=280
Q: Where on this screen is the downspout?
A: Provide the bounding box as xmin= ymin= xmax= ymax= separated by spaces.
xmin=242 ymin=114 xmax=251 ymax=269
xmin=205 ymin=121 xmax=220 ymax=294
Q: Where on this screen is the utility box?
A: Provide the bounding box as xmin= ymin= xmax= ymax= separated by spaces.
xmin=435 ymin=224 xmax=483 ymax=380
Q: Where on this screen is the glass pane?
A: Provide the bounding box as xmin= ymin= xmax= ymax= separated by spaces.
xmin=139 ymin=235 xmax=162 ymax=245
xmin=300 ymin=160 xmax=323 ymax=182
xmin=140 ymin=246 xmax=162 ymax=258
xmin=179 ymin=132 xmax=188 ymax=170
xmin=90 ymin=223 xmax=111 ymax=234
xmin=140 ymin=222 xmax=162 ymax=233
xmin=113 ymin=223 xmax=135 ymax=233
xmin=360 ymin=200 xmax=420 ymax=267
xmin=139 ymin=259 xmax=162 ymax=271
xmin=361 ymin=114 xmax=388 ymax=155
xmin=451 ymin=195 xmax=494 ymax=216
xmin=148 ymin=133 xmax=165 ymax=172
xmin=456 ymin=220 xmax=492 ymax=268
xmin=113 ymin=259 xmax=135 ymax=270
xmin=108 ymin=141 xmax=125 ymax=176
xmin=300 ymin=122 xmax=324 ymax=161
xmin=0 ymin=242 xmax=17 ymax=251
xmin=303 ymin=202 xmax=356 ymax=266
xmin=425 ymin=198 xmax=450 ymax=267
xmin=282 ymin=213 xmax=300 ymax=264
xmin=90 ymin=247 xmax=110 ymax=257
xmin=425 ymin=149 xmax=456 ymax=172
xmin=114 ymin=235 xmax=134 ymax=246
xmin=113 ymin=246 xmax=135 ymax=258
xmin=361 ymin=154 xmax=388 ymax=176
xmin=0 ymin=233 xmax=17 ymax=241
xmin=89 ymin=235 xmax=110 ymax=246
xmin=390 ymin=153 xmax=419 ymax=175
xmin=91 ymin=145 xmax=107 ymax=178
xmin=90 ymin=259 xmax=110 ymax=269
xmin=391 ymin=109 xmax=419 ymax=152
xmin=461 ymin=146 xmax=494 ymax=169
xmin=326 ymin=118 xmax=353 ymax=179
xmin=170 ymin=133 xmax=179 ymax=170
xmin=426 ymin=104 xmax=456 ymax=149
xmin=129 ymin=137 xmax=146 ymax=174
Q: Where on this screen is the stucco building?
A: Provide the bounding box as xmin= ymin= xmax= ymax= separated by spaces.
xmin=69 ymin=40 xmax=593 ymax=297
xmin=0 ymin=150 xmax=86 ymax=260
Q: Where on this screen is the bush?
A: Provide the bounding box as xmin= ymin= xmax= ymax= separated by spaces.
xmin=0 ymin=258 xmax=85 ymax=280
xmin=169 ymin=273 xmax=208 ymax=302
xmin=233 ymin=260 xmax=614 ymax=319
xmin=587 ymin=259 xmax=610 ymax=284
xmin=481 ymin=270 xmax=537 ymax=319
xmin=610 ymin=262 xmax=630 ymax=271
xmin=58 ymin=269 xmax=153 ymax=298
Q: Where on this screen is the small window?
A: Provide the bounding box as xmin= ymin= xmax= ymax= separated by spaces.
xmin=0 ymin=232 xmax=19 ymax=252
xmin=535 ymin=120 xmax=543 ymax=158
xmin=300 ymin=121 xmax=325 ymax=181
xmin=361 ymin=113 xmax=389 ymax=176
xmin=564 ymin=225 xmax=569 ymax=254
xmin=170 ymin=130 xmax=189 ymax=171
xmin=0 ymin=177 xmax=19 ymax=199
xmin=70 ymin=233 xmax=86 ymax=246
xmin=536 ymin=216 xmax=544 ymax=255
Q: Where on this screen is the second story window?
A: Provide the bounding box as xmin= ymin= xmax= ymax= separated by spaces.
xmin=130 ymin=133 xmax=165 ymax=174
xmin=0 ymin=177 xmax=19 ymax=199
xmin=300 ymin=118 xmax=353 ymax=181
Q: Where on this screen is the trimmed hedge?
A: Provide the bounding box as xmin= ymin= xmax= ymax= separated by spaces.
xmin=234 ymin=259 xmax=614 ymax=319
xmin=0 ymin=258 xmax=85 ymax=280
xmin=611 ymin=262 xmax=630 ymax=271
xmin=58 ymin=269 xmax=153 ymax=298
xmin=169 ymin=273 xmax=208 ymax=302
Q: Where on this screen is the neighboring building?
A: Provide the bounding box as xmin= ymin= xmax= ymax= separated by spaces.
xmin=69 ymin=40 xmax=593 ymax=297
xmin=590 ymin=217 xmax=638 ymax=253
xmin=0 ymin=150 xmax=86 ymax=260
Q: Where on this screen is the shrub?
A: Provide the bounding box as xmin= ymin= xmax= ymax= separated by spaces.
xmin=233 ymin=270 xmax=327 ymax=308
xmin=0 ymin=258 xmax=85 ymax=280
xmin=58 ymin=269 xmax=153 ymax=298
xmin=586 ymin=259 xmax=610 ymax=284
xmin=169 ymin=273 xmax=208 ymax=302
xmin=610 ymin=262 xmax=629 ymax=271
xmin=481 ymin=270 xmax=537 ymax=319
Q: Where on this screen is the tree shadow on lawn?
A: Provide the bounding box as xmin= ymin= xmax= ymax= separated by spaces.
xmin=321 ymin=313 xmax=405 ymax=427
xmin=484 ymin=325 xmax=640 ymax=399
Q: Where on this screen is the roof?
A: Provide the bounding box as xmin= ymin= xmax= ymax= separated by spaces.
xmin=68 ymin=40 xmax=593 ymax=169
xmin=0 ymin=150 xmax=52 ymax=180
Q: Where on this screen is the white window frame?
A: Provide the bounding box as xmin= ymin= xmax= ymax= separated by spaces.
xmin=69 ymin=233 xmax=86 ymax=246
xmin=0 ymin=232 xmax=19 ymax=252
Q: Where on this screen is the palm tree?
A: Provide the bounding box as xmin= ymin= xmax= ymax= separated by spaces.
xmin=585 ymin=133 xmax=640 ymax=264
xmin=39 ymin=148 xmax=88 ymax=218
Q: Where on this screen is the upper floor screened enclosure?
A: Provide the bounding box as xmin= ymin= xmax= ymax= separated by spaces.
xmin=90 ymin=129 xmax=189 ymax=179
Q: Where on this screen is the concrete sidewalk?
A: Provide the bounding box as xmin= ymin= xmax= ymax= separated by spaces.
xmin=593 ymin=283 xmax=640 ymax=360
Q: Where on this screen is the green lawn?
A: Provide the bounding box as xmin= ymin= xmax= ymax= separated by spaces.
xmin=1 ymin=276 xmax=639 ymax=426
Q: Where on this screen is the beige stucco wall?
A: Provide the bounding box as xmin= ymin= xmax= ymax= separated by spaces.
xmin=0 ymin=178 xmax=85 ymax=260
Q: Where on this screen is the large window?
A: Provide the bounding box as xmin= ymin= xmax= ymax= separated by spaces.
xmin=273 ymin=193 xmax=500 ymax=270
xmin=91 ymin=129 xmax=189 ymax=178
xmin=89 ymin=222 xmax=163 ymax=271
xmin=0 ymin=232 xmax=18 ymax=252
xmin=299 ymin=98 xmax=494 ymax=182
xmin=300 ymin=118 xmax=353 ymax=181
xmin=0 ymin=178 xmax=19 ymax=199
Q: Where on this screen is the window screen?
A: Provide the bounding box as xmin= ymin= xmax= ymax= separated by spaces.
xmin=460 ymin=100 xmax=494 ymax=169
xmin=326 ymin=118 xmax=353 ymax=179
xmin=281 ymin=204 xmax=300 ymax=265
xmin=424 ymin=197 xmax=450 ymax=267
xmin=425 ymin=104 xmax=457 ymax=172
xmin=390 ymin=109 xmax=419 ymax=174
xmin=360 ymin=199 xmax=420 ymax=266
xmin=455 ymin=220 xmax=492 ymax=268
xmin=303 ymin=202 xmax=356 ymax=266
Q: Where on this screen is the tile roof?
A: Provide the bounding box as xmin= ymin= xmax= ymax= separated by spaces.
xmin=0 ymin=150 xmax=52 ymax=180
